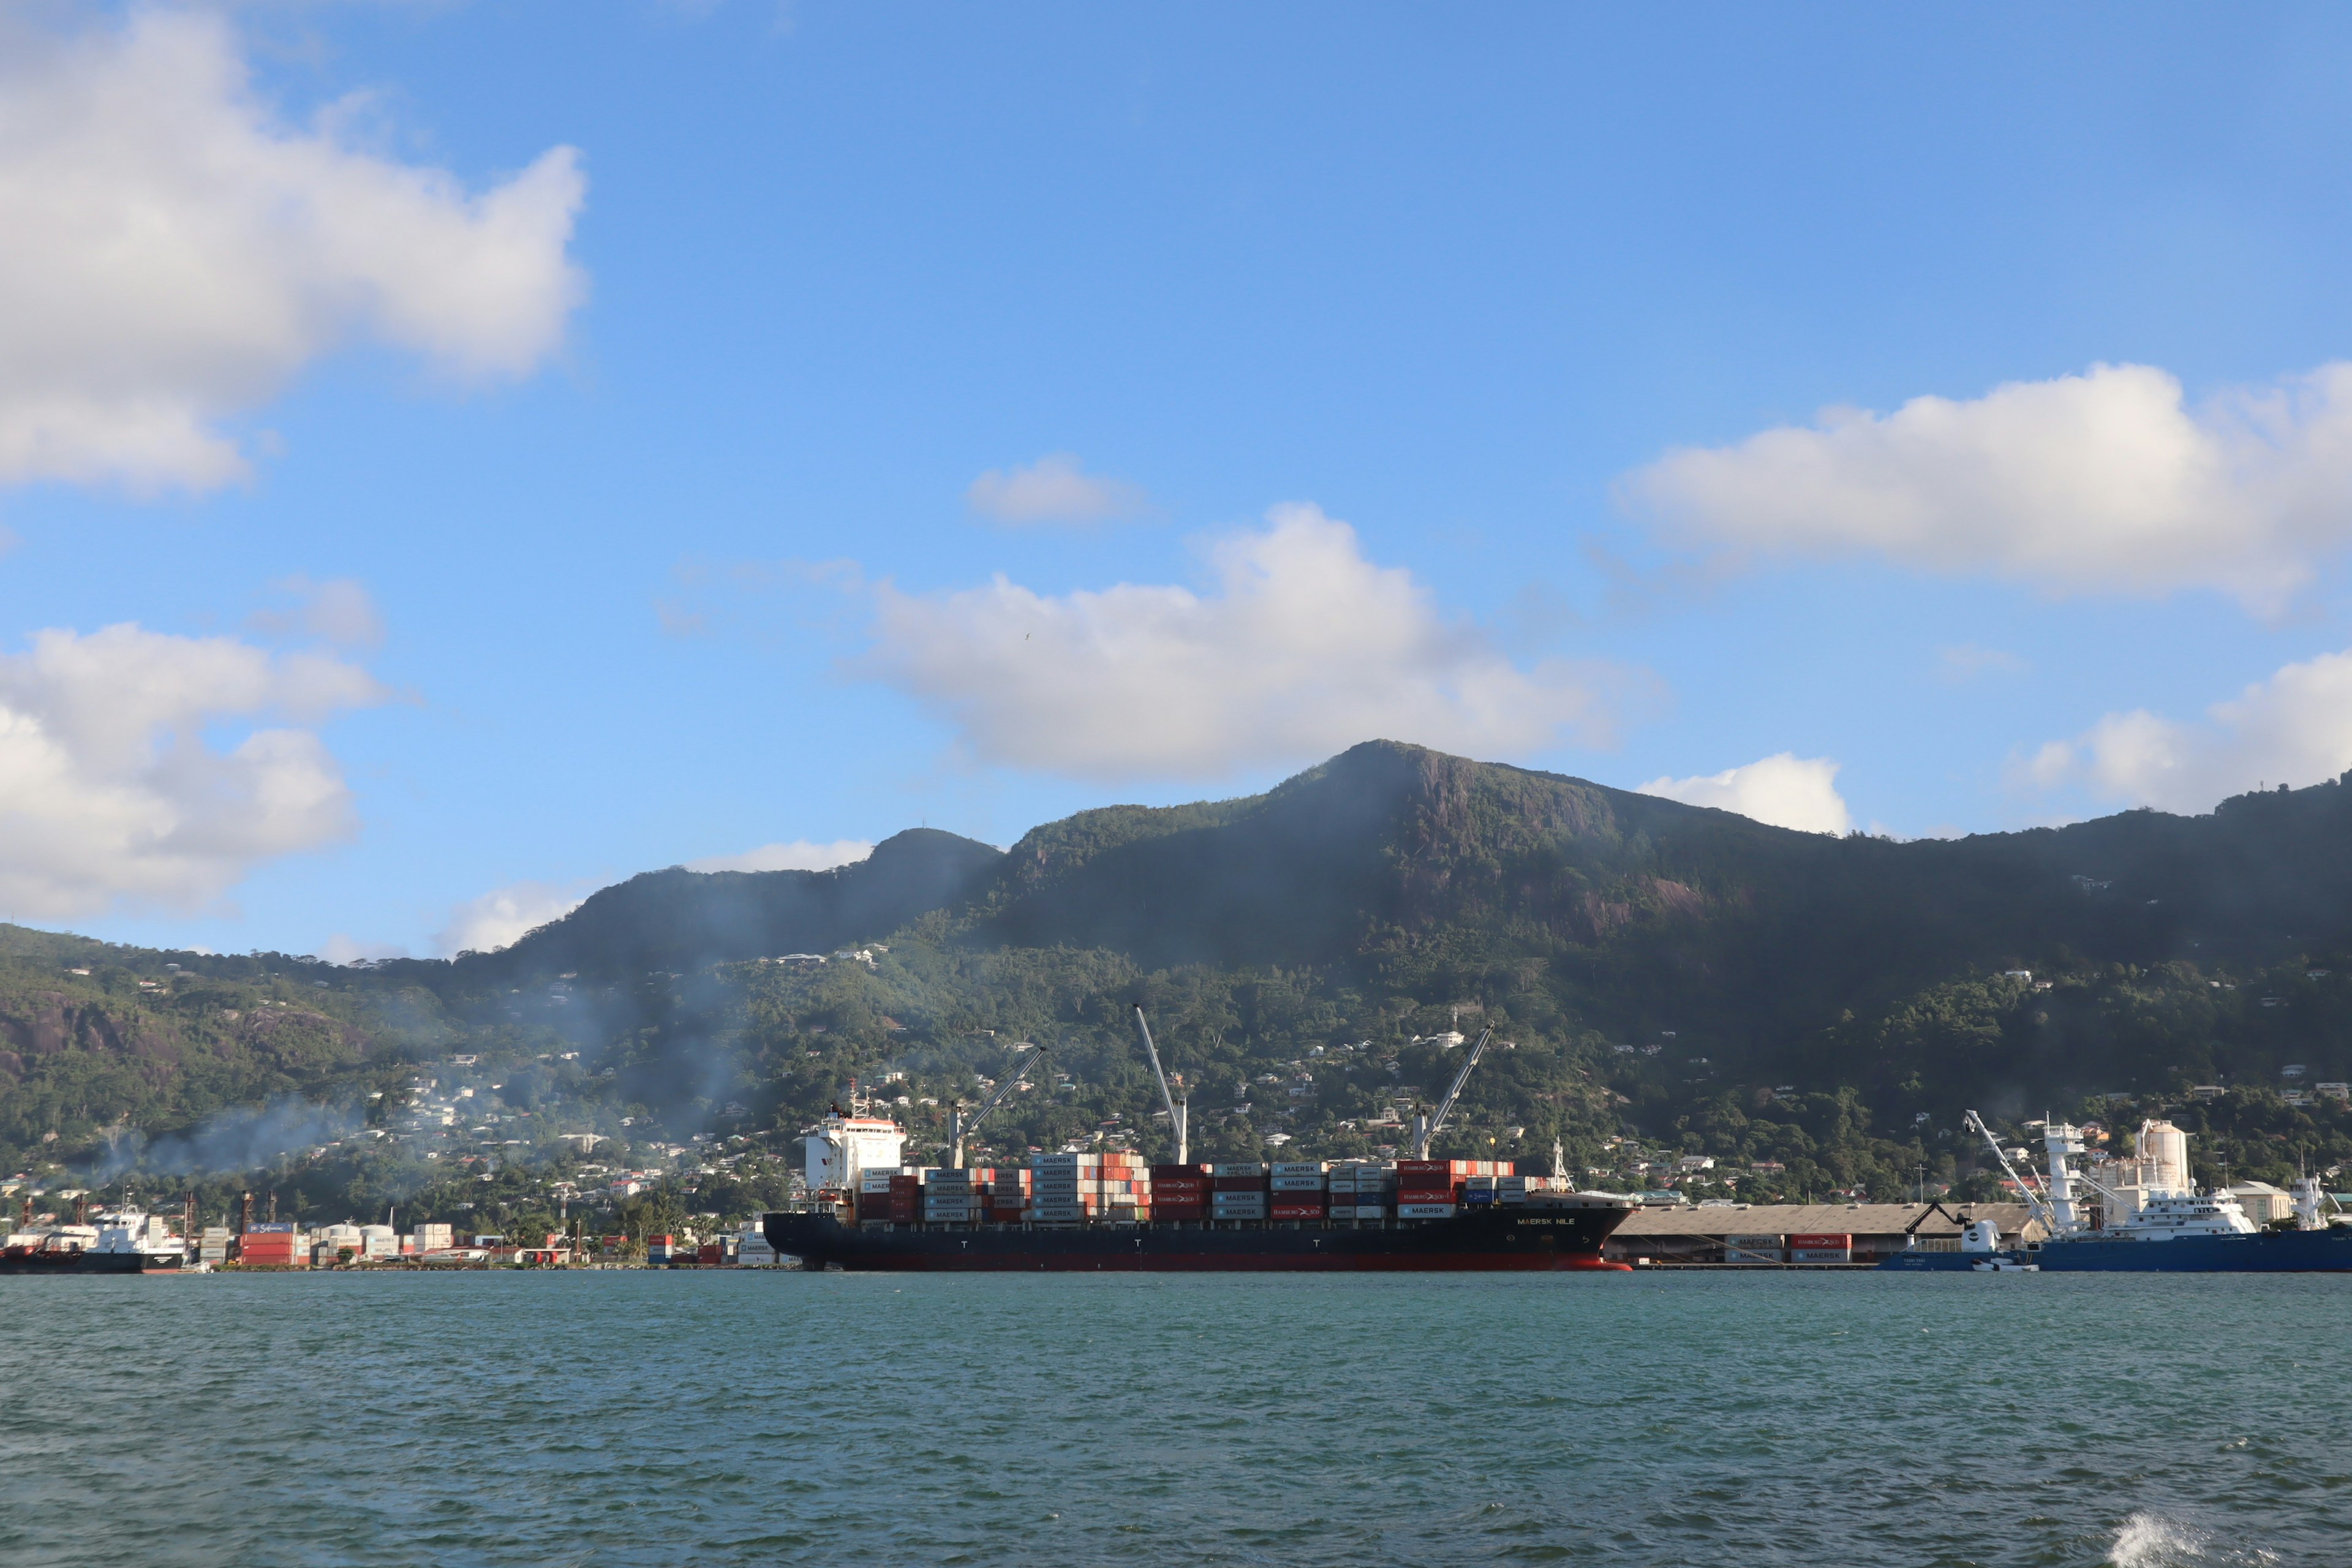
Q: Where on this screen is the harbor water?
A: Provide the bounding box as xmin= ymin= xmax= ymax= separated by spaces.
xmin=2 ymin=1270 xmax=2343 ymax=1566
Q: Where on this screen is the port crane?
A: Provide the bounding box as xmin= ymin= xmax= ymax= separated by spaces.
xmin=946 ymin=1043 xmax=1050 ymax=1169
xmin=1410 ymin=1026 xmax=1493 ymax=1161
xmin=1133 ymin=1006 xmax=1188 ymax=1165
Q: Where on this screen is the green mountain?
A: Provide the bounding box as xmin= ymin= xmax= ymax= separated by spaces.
xmin=420 ymin=826 xmax=1003 ymax=986
xmin=10 ymin=740 xmax=2352 ymax=1222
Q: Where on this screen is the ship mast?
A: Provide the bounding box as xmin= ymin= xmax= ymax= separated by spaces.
xmin=1133 ymin=1007 xmax=1188 ymax=1166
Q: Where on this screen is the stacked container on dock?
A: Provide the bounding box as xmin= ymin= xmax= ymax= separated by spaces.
xmin=1210 ymin=1163 xmax=1268 ymax=1223
xmin=1789 ymin=1232 xmax=1853 ymax=1264
xmin=238 ymin=1221 xmax=306 ymax=1267
xmin=1268 ymin=1161 xmax=1329 ymax=1221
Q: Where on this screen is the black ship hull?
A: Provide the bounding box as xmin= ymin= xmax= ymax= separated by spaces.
xmin=765 ymin=1202 xmax=1632 ymax=1272
xmin=0 ymin=1250 xmax=183 ymax=1275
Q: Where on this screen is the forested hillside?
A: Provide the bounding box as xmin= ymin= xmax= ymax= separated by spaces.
xmin=12 ymin=741 xmax=2352 ymax=1229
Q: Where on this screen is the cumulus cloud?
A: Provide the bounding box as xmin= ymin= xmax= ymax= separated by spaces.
xmin=0 ymin=624 xmax=387 ymax=918
xmin=685 ymin=839 xmax=873 ymax=873
xmin=434 ymin=881 xmax=586 ymax=958
xmin=1936 ymin=643 xmax=2030 ymax=684
xmin=966 ymin=453 xmax=1147 ymax=525
xmin=0 ymin=10 xmax=586 ymax=492
xmin=1637 ymin=753 xmax=1852 ymax=834
xmin=861 ymin=503 xmax=1628 ymax=782
xmin=323 ymin=933 xmax=406 ymax=965
xmin=1624 ymin=361 xmax=2352 ymax=614
xmin=2021 ymin=648 xmax=2352 ymax=814
xmin=251 ymin=575 xmax=385 ymax=647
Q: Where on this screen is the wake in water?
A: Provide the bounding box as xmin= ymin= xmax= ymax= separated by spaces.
xmin=2110 ymin=1513 xmax=2203 ymax=1567
xmin=2107 ymin=1511 xmax=2280 ymax=1568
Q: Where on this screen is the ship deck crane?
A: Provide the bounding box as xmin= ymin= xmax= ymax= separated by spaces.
xmin=1411 ymin=1026 xmax=1493 ymax=1161
xmin=1963 ymin=1109 xmax=2064 ymax=1235
xmin=947 ymin=1044 xmax=1049 ymax=1169
xmin=1133 ymin=1007 xmax=1188 ymax=1166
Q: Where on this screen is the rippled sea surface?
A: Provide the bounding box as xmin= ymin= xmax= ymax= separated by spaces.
xmin=4 ymin=1270 xmax=2346 ymax=1566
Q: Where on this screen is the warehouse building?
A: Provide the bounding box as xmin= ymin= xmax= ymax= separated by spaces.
xmin=1605 ymin=1202 xmax=2041 ymax=1265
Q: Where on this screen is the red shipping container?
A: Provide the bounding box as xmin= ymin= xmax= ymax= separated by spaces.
xmin=1396 ymin=1189 xmax=1460 ymax=1205
xmin=1213 ymin=1175 xmax=1270 ymax=1191
xmin=1151 ymin=1164 xmax=1211 ymax=1179
xmin=1789 ymin=1234 xmax=1852 ymax=1250
xmin=1270 ymin=1203 xmax=1326 ymax=1219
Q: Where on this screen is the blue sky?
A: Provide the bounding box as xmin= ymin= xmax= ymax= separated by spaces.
xmin=10 ymin=3 xmax=2352 ymax=959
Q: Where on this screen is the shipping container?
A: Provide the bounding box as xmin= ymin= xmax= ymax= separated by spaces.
xmin=1724 ymin=1246 xmax=1785 ymax=1264
xmin=1211 ymin=1163 xmax=1269 ymax=1177
xmin=1788 ymin=1234 xmax=1852 ymax=1250
xmin=1396 ymin=1202 xmax=1458 ymax=1219
xmin=1790 ymin=1248 xmax=1852 ymax=1264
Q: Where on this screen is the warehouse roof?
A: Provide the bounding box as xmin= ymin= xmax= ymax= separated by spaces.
xmin=1615 ymin=1202 xmax=2037 ymax=1238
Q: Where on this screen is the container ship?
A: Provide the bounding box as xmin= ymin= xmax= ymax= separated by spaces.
xmin=763 ymin=1011 xmax=1634 ymax=1273
xmin=1881 ymin=1110 xmax=2352 ymax=1273
xmin=1 ymin=1208 xmax=187 ymax=1275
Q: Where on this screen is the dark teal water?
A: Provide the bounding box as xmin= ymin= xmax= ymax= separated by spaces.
xmin=2 ymin=1270 xmax=2342 ymax=1566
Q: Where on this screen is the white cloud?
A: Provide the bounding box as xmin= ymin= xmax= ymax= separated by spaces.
xmin=861 ymin=503 xmax=1627 ymax=782
xmin=966 ymin=453 xmax=1146 ymax=525
xmin=252 ymin=575 xmax=385 ymax=647
xmin=1936 ymin=643 xmax=2029 ymax=684
xmin=0 ymin=10 xmax=586 ymax=492
xmin=434 ymin=881 xmax=585 ymax=958
xmin=1624 ymin=361 xmax=2352 ymax=614
xmin=323 ymin=933 xmax=406 ymax=965
xmin=0 ymin=624 xmax=388 ymax=918
xmin=1637 ymin=753 xmax=1852 ymax=834
xmin=685 ymin=839 xmax=873 ymax=873
xmin=2022 ymin=648 xmax=2352 ymax=813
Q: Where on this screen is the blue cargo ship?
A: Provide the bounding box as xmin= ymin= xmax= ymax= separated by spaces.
xmin=1882 ymin=1110 xmax=2352 ymax=1273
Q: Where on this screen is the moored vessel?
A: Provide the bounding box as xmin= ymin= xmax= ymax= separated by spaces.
xmin=1882 ymin=1110 xmax=2352 ymax=1273
xmin=1 ymin=1209 xmax=187 ymax=1275
xmin=764 ymin=1009 xmax=1634 ymax=1273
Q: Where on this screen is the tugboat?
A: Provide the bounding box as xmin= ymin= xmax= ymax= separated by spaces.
xmin=1 ymin=1207 xmax=186 ymax=1275
xmin=1878 ymin=1209 xmax=2038 ymax=1272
